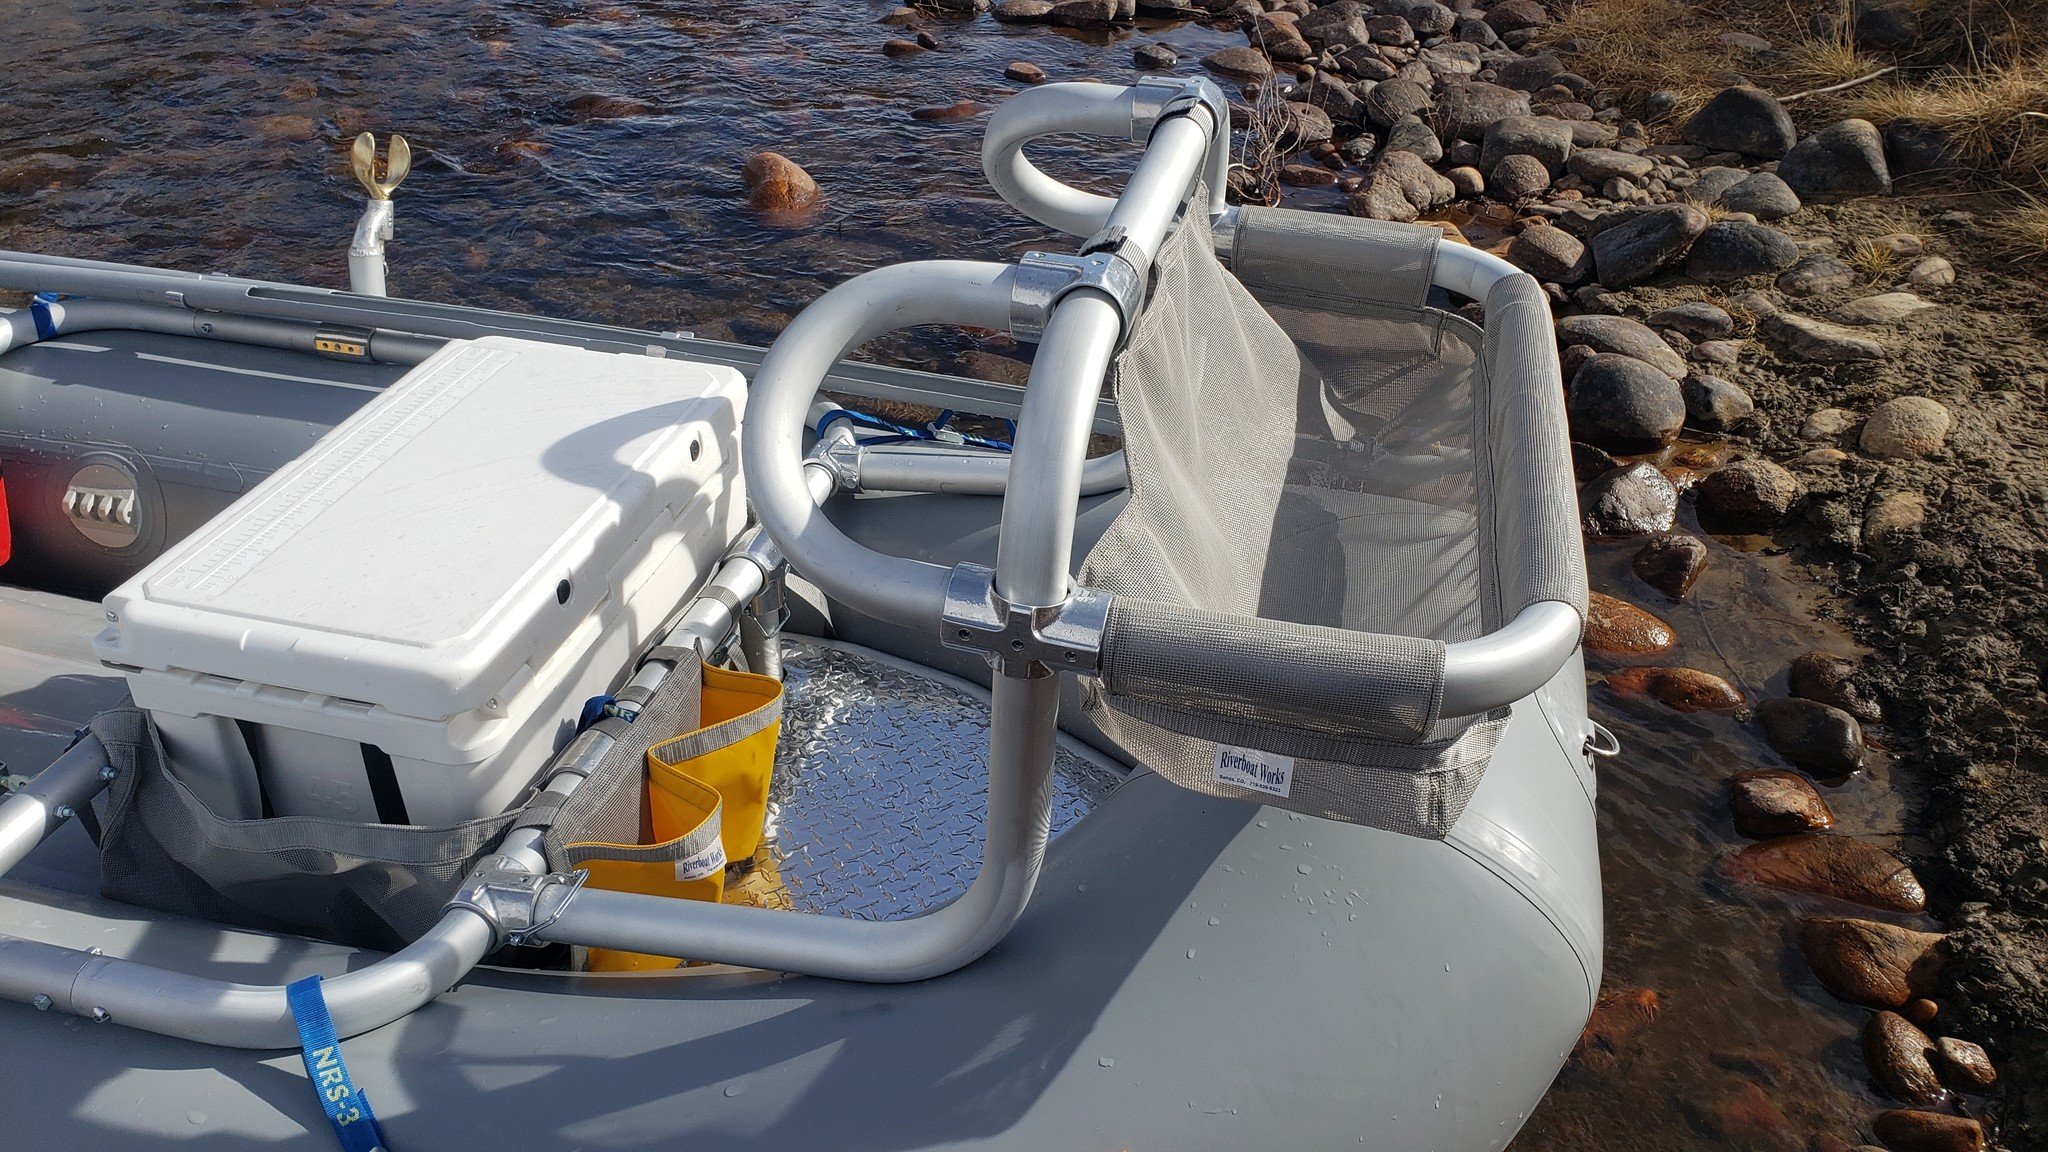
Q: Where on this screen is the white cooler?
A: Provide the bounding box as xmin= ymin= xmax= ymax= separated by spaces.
xmin=94 ymin=335 xmax=747 ymax=826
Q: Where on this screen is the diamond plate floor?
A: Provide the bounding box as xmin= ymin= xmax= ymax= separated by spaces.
xmin=737 ymin=640 xmax=1126 ymax=921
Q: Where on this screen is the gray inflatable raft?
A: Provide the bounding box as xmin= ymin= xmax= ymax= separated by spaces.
xmin=0 ymin=80 xmax=1602 ymax=1150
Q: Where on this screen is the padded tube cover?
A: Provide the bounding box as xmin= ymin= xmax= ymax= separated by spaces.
xmin=1102 ymin=596 xmax=1444 ymax=751
xmin=1477 ymin=273 xmax=1589 ymax=621
xmin=1229 ymin=207 xmax=1440 ymax=311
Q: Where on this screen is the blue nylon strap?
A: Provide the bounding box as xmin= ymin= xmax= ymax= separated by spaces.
xmin=286 ymin=975 xmax=392 ymax=1152
xmin=30 ymin=292 xmax=60 ymax=340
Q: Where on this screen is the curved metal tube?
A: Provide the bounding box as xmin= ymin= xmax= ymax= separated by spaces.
xmin=0 ymin=295 xmax=436 ymax=363
xmin=742 ymin=261 xmax=1018 ymax=631
xmin=0 ymin=734 xmax=535 ymax=1048
xmin=1440 ymin=601 xmax=1585 ymax=718
xmin=981 ymin=81 xmax=1228 ymax=244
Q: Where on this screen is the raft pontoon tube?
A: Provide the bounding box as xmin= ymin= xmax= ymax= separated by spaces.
xmin=0 ymin=79 xmax=1601 ymax=1151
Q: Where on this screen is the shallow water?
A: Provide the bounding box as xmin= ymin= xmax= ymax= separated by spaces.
xmin=1 ymin=3 xmax=1924 ymax=1148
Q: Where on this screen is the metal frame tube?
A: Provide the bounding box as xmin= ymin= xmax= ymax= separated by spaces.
xmin=0 ymin=295 xmax=436 ymax=365
xmin=980 ymin=80 xmax=1229 ymax=242
xmin=0 ymin=738 xmax=110 ymax=877
xmin=742 ymin=260 xmax=1018 ymax=630
xmin=348 ymin=198 xmax=394 ymax=297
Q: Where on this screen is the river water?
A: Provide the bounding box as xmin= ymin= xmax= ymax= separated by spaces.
xmin=0 ymin=1 xmax=1927 ymax=1147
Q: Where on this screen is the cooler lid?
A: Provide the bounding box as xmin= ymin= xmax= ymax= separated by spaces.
xmin=96 ymin=336 xmax=744 ymax=719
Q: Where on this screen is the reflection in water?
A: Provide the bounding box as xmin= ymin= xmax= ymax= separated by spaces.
xmin=2 ymin=3 xmax=1914 ymax=1148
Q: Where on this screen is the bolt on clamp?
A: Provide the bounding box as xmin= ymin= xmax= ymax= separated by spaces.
xmin=446 ymin=856 xmax=587 ymax=947
xmin=941 ymin=562 xmax=1112 ymax=679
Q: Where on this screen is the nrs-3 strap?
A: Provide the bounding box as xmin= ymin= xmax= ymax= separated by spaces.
xmin=287 ymin=975 xmax=392 ymax=1152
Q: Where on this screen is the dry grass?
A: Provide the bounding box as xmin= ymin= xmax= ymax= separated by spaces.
xmin=1535 ymin=0 xmax=1739 ymax=116
xmin=1844 ymin=236 xmax=1900 ymax=282
xmin=1841 ymin=57 xmax=2048 ymax=182
xmin=1779 ymin=35 xmax=1887 ymax=92
xmin=1981 ymin=192 xmax=2048 ymax=260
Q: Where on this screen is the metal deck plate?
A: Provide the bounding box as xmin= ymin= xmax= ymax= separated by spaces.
xmin=740 ymin=640 xmax=1125 ymax=920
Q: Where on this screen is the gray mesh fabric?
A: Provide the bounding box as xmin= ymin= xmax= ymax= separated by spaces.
xmin=1080 ymin=203 xmax=1583 ymax=839
xmin=542 ymin=656 xmax=704 ymax=871
xmin=94 ymin=708 xmax=519 ymax=951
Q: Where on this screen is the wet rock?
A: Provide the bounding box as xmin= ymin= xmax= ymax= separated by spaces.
xmin=1445 ymin=165 xmax=1484 ymax=198
xmin=1719 ymin=832 xmax=1924 ymax=912
xmin=1608 ymin=666 xmax=1744 ymax=712
xmin=1759 ymin=312 xmax=1885 ymax=363
xmin=1682 ymin=85 xmax=1797 ymax=158
xmin=1555 ymin=314 xmax=1689 ymax=379
xmin=1633 ymin=533 xmax=1709 ymax=599
xmin=256 ymin=113 xmax=319 ymax=142
xmin=1777 ymin=119 xmax=1891 ymax=202
xmin=1883 ymin=118 xmax=1961 ymax=180
xmin=1347 ymin=149 xmax=1454 ymax=222
xmin=1004 ymin=60 xmax=1048 ymax=83
xmin=1686 ymin=1080 xmax=1798 ymax=1150
xmin=740 ymin=151 xmax=820 ymax=213
xmin=1582 ymin=462 xmax=1678 ymax=536
xmin=1279 ymin=163 xmax=1339 ymax=186
xmin=1720 ymin=172 xmax=1802 ymax=220
xmin=1376 ymin=114 xmax=1438 ymax=163
xmin=1905 ymin=999 xmax=1941 ymax=1028
xmin=1684 ymin=221 xmax=1800 ymax=283
xmin=1437 ymin=81 xmax=1530 ymax=143
xmin=1202 ymin=46 xmax=1273 ymax=82
xmin=1860 ymin=396 xmax=1952 ymax=459
xmin=1905 ymin=256 xmax=1956 ymax=289
xmin=1865 ymin=1012 xmax=1948 ymax=1106
xmin=1569 ymin=355 xmax=1686 ymax=453
xmin=909 ymin=99 xmax=988 ymax=122
xmin=1568 ymin=147 xmax=1654 ymax=185
xmin=1572 ymin=986 xmax=1660 ymax=1072
xmin=1651 ymin=301 xmax=1735 ymax=341
xmin=1591 ymin=203 xmax=1710 ymax=287
xmin=1361 ymin=77 xmax=1431 ymax=130
xmin=1480 ymin=114 xmax=1574 ymax=175
xmin=1585 ymin=592 xmax=1678 ymax=658
xmin=882 ymin=37 xmax=925 ymax=56
xmin=1132 ymin=42 xmax=1177 ymax=69
xmin=1864 ymin=491 xmax=1927 ymax=549
xmin=1730 ymin=770 xmax=1834 ymax=837
xmin=1507 ymin=225 xmax=1590 ymax=283
xmin=1777 ymin=253 xmax=1857 ymax=297
xmin=1300 ymin=72 xmax=1368 ymax=126
xmin=992 ymin=0 xmax=1054 ymax=20
xmin=1834 ymin=291 xmax=1936 ymax=326
xmin=1934 ymin=1037 xmax=1997 ymax=1092
xmin=1049 ymin=0 xmax=1116 ymax=25
xmin=1757 ymin=697 xmax=1865 ymax=775
xmin=1697 ymin=458 xmax=1802 ymax=531
xmin=567 ymin=92 xmax=653 ymax=120
xmin=1277 ymin=102 xmax=1336 ymax=148
xmin=1683 ymin=373 xmax=1754 ymax=431
xmin=1789 ymin=652 xmax=1882 ymax=724
xmin=1801 ymin=917 xmax=1945 ymax=1009
xmin=1871 ymin=1110 xmax=1985 ymax=1152
xmin=1489 ymin=153 xmax=1552 ymax=201
xmin=1572 ymin=441 xmax=1619 ymax=481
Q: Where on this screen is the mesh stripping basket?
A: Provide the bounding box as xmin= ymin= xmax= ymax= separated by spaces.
xmin=1079 ymin=203 xmax=1587 ymax=839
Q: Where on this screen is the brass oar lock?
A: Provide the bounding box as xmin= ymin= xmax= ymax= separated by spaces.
xmin=346 ymin=133 xmax=410 ymax=296
xmin=349 ymin=132 xmax=411 ymax=201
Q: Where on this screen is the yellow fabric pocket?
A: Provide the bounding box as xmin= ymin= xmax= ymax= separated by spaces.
xmin=567 ymin=659 xmax=784 ymax=972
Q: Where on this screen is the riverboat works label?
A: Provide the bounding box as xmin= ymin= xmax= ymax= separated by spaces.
xmin=1213 ymin=744 xmax=1294 ymax=799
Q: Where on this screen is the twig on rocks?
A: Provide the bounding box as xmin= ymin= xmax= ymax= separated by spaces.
xmin=1779 ymin=65 xmax=1898 ymax=104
